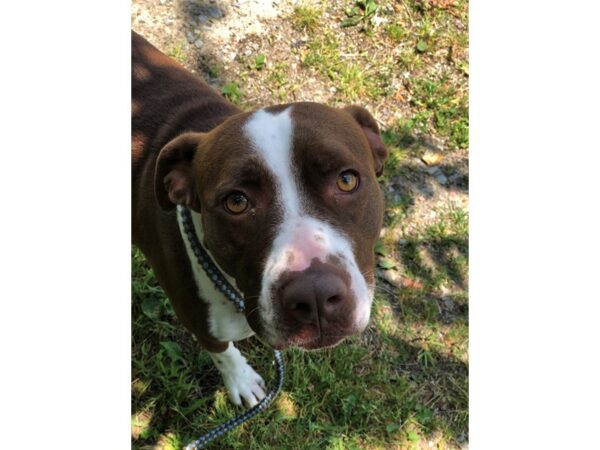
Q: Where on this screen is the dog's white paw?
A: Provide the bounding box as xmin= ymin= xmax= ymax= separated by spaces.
xmin=209 ymin=343 xmax=267 ymax=407
xmin=222 ymin=361 xmax=266 ymax=407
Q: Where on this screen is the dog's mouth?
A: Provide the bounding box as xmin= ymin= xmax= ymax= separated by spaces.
xmin=246 ymin=316 xmax=351 ymax=351
xmin=271 ymin=335 xmax=346 ymax=350
xmin=293 ymin=335 xmax=346 ymax=350
xmin=265 ymin=324 xmax=352 ymax=350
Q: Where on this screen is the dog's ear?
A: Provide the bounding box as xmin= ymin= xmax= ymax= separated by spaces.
xmin=343 ymin=105 xmax=388 ymax=177
xmin=155 ymin=132 xmax=204 ymax=212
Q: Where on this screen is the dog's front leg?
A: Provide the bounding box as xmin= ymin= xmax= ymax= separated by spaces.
xmin=209 ymin=342 xmax=267 ymax=407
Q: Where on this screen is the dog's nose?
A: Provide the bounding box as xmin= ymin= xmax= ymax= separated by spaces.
xmin=281 ymin=272 xmax=349 ymax=325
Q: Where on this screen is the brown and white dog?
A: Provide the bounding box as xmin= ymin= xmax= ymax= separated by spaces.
xmin=132 ymin=31 xmax=388 ymax=407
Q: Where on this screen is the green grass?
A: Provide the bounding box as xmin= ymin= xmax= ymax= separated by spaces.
xmin=268 ymin=62 xmax=297 ymax=102
xmin=408 ymin=76 xmax=469 ymax=149
xmin=302 ymin=32 xmax=386 ymax=101
xmin=386 ymin=23 xmax=407 ymax=43
xmin=341 ymin=0 xmax=380 ymax=30
xmin=291 ymin=0 xmax=468 ymax=150
xmin=254 ymin=54 xmax=266 ymax=71
xmin=166 ymin=41 xmax=188 ymax=64
xmin=221 ymin=82 xmax=244 ymax=104
xmin=292 ymin=4 xmax=322 ymax=32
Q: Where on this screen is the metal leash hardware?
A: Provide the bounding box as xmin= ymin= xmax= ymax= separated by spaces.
xmin=179 ymin=206 xmax=285 ymax=450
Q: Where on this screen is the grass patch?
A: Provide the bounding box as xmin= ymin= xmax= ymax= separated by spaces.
xmin=221 ymin=81 xmax=244 ymax=104
xmin=166 ymin=41 xmax=187 ymax=64
xmin=406 ymin=76 xmax=469 ymax=149
xmin=292 ymin=4 xmax=321 ymax=32
xmin=267 ymin=61 xmax=298 ymax=102
xmin=302 ymin=32 xmax=386 ymax=100
xmin=341 ymin=0 xmax=380 ymax=31
xmin=386 ymin=22 xmax=407 ymax=43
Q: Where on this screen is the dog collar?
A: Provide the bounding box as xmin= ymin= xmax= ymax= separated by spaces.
xmin=178 ymin=206 xmax=246 ymax=313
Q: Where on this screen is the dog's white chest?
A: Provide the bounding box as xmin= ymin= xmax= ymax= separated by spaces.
xmin=177 ymin=207 xmax=255 ymax=343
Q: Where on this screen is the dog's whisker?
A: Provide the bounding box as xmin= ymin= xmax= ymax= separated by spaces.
xmin=245 ymin=305 xmax=261 ymax=319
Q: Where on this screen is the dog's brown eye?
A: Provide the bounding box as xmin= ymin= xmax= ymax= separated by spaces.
xmin=224 ymin=192 xmax=249 ymax=214
xmin=336 ymin=170 xmax=359 ymax=193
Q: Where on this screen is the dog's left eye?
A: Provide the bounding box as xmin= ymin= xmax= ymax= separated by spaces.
xmin=336 ymin=170 xmax=359 ymax=193
xmin=224 ymin=192 xmax=249 ymax=214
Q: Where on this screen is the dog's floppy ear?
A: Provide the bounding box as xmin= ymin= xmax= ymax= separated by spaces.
xmin=154 ymin=132 xmax=204 ymax=212
xmin=343 ymin=105 xmax=388 ymax=177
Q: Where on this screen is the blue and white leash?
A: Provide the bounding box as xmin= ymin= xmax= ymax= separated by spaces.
xmin=179 ymin=206 xmax=285 ymax=449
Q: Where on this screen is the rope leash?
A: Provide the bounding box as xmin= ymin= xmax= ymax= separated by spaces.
xmin=179 ymin=206 xmax=285 ymax=449
xmin=185 ymin=350 xmax=284 ymax=450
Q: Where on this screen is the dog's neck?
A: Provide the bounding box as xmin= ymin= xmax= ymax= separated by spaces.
xmin=176 ymin=206 xmax=255 ymax=342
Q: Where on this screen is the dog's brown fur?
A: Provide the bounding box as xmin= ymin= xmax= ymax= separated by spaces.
xmin=132 ymin=30 xmax=388 ymax=351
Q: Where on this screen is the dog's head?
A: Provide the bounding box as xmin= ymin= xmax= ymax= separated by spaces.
xmin=155 ymin=102 xmax=388 ymax=350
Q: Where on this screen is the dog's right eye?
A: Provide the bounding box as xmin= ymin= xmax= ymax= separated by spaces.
xmin=336 ymin=170 xmax=359 ymax=193
xmin=224 ymin=192 xmax=249 ymax=214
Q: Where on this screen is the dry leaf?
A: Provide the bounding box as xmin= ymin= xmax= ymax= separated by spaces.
xmin=400 ymin=277 xmax=424 ymax=290
xmin=421 ymin=149 xmax=444 ymax=166
xmin=431 ymin=0 xmax=457 ymax=9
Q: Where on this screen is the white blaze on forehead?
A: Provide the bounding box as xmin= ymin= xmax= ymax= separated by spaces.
xmin=243 ymin=107 xmax=373 ymax=340
xmin=244 ymin=108 xmax=300 ymax=218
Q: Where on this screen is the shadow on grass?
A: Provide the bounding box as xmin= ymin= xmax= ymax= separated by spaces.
xmin=131 ymin=313 xmax=468 ymax=449
xmin=132 ymin=243 xmax=468 ymax=449
xmin=372 ymin=124 xmax=469 ymax=444
xmin=178 ymin=0 xmax=229 ymax=85
xmin=396 ymin=235 xmax=468 ymax=290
